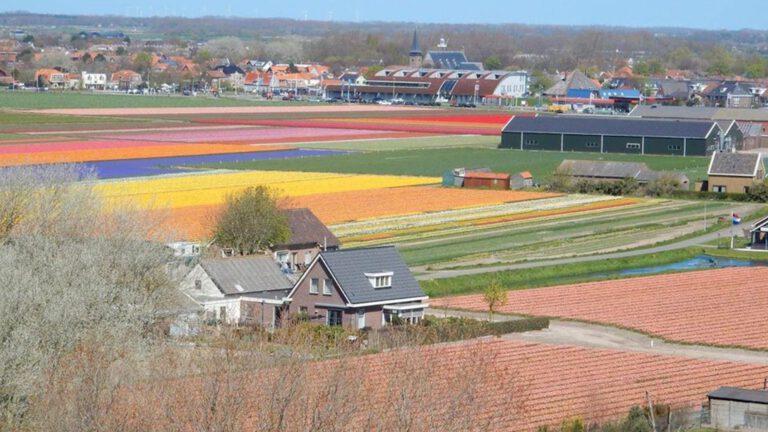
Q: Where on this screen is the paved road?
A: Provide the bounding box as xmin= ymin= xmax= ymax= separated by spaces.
xmin=416 ymin=221 xmax=751 ymax=281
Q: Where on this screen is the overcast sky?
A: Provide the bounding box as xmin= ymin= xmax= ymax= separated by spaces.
xmin=2 ymin=0 xmax=764 ymax=30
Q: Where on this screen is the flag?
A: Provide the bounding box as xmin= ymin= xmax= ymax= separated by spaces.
xmin=732 ymin=213 xmax=742 ymax=225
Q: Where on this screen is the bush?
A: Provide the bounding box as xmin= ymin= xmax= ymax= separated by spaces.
xmin=486 ymin=317 xmax=550 ymax=336
xmin=645 ymin=174 xmax=682 ymax=197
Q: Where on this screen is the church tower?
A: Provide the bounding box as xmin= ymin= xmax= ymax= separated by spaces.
xmin=408 ymin=30 xmax=423 ymax=69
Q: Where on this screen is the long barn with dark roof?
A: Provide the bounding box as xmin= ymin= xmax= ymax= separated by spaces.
xmin=500 ymin=115 xmax=732 ymax=156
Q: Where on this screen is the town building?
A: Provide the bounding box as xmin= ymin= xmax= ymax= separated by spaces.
xmin=325 ymin=31 xmax=527 ymax=105
xmin=81 ymin=71 xmax=107 ymax=90
xmin=501 ymin=115 xmax=731 ymax=156
xmin=325 ymin=68 xmax=528 ymax=105
xmin=110 ymin=69 xmax=142 ymax=90
xmin=34 ymin=68 xmax=66 ymax=88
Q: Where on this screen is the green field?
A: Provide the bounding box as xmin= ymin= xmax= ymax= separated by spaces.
xmin=0 ymin=91 xmax=303 ymax=109
xmin=420 ymin=247 xmax=768 ymax=297
xmin=206 ymin=147 xmax=711 ymax=183
xmin=420 ymin=248 xmax=706 ymax=297
xmin=350 ymin=199 xmax=735 ymax=267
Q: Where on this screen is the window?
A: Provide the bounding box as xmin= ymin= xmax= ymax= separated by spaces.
xmin=299 ymin=306 xmax=308 ymax=314
xmin=309 ymin=278 xmax=319 ymax=294
xmin=304 ymin=252 xmax=312 ymax=266
xmin=586 ymin=142 xmax=599 ymax=148
xmin=668 ymin=144 xmax=681 ymax=151
xmin=194 ymin=279 xmax=202 ymax=290
xmin=525 ymin=139 xmax=539 ymax=146
xmin=626 ymin=143 xmax=641 ymax=150
xmin=713 ymin=185 xmax=727 ymax=193
xmin=322 ymin=278 xmax=332 ymax=295
xmin=365 ymin=272 xmax=393 ymax=288
xmin=276 ymin=251 xmax=289 ymax=264
xmin=327 ymin=309 xmax=343 ymax=326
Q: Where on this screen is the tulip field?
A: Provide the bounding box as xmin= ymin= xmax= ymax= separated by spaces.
xmin=96 ymin=170 xmax=441 ymax=209
xmin=362 ymin=338 xmax=768 ymax=430
xmin=432 ymin=267 xmax=768 ymax=350
xmin=195 ymin=112 xmax=515 ymax=136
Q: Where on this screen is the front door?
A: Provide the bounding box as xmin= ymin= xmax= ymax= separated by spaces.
xmin=328 ymin=309 xmax=343 ymax=326
xmin=356 ymin=309 xmax=366 ymax=329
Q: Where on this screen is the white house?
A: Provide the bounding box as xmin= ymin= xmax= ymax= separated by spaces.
xmin=81 ymin=71 xmax=107 ymax=90
xmin=179 ymin=256 xmax=293 ymax=327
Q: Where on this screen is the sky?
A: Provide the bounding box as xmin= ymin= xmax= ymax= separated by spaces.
xmin=1 ymin=0 xmax=765 ymax=31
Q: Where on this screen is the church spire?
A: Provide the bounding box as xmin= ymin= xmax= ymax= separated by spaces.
xmin=409 ymin=30 xmax=423 ymax=68
xmin=409 ymin=30 xmax=421 ymax=56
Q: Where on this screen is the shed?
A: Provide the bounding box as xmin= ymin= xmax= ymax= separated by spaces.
xmin=510 ymin=171 xmax=534 ymax=189
xmin=463 ymin=172 xmax=511 ymax=190
xmin=749 ymin=215 xmax=768 ymax=250
xmin=450 ymin=167 xmax=491 ymax=187
xmin=707 ymin=386 xmax=768 ymax=430
xmin=707 ymin=152 xmax=765 ymax=193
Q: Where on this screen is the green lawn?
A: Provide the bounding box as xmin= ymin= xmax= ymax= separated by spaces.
xmin=0 ymin=91 xmax=303 ymax=109
xmin=205 ymin=147 xmax=711 ymax=183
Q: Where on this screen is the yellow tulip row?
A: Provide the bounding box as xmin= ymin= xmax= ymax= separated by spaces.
xmin=95 ymin=170 xmax=440 ymax=210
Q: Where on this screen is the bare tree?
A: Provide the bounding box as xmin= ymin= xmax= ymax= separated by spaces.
xmin=0 ymin=164 xmax=181 ymax=428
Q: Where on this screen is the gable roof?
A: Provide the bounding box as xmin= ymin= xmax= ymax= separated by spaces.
xmin=545 ymin=70 xmax=599 ymax=96
xmin=558 ymin=160 xmax=649 ymax=180
xmin=709 ymin=387 xmax=768 ymax=404
xmin=314 ymin=246 xmax=426 ymax=306
xmin=280 ymin=208 xmax=340 ymax=249
xmin=503 ymin=115 xmax=718 ymax=139
xmin=200 ymin=256 xmax=293 ymax=296
xmin=708 ymin=152 xmax=763 ymax=177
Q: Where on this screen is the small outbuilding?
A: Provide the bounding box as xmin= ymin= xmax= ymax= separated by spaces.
xmin=462 ymin=172 xmax=511 ymax=190
xmin=556 ymin=160 xmax=689 ymax=190
xmin=749 ymin=215 xmax=768 ymax=250
xmin=510 ymin=171 xmax=534 ymax=189
xmin=707 ymin=152 xmax=765 ymax=193
xmin=707 ymin=386 xmax=768 ymax=430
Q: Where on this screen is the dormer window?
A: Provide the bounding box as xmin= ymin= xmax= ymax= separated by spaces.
xmin=365 ymin=272 xmax=393 ymax=289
